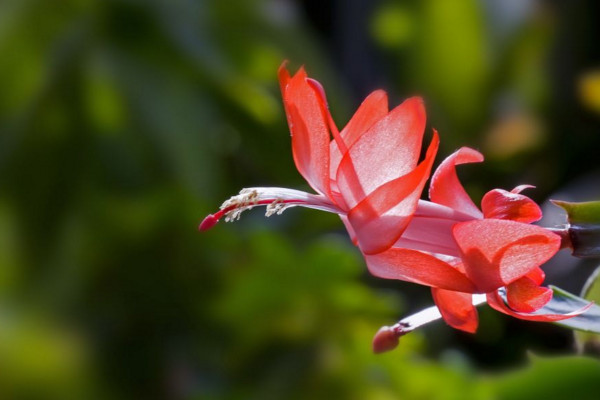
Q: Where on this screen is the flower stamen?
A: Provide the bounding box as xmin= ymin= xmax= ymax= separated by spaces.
xmin=199 ymin=187 xmax=342 ymax=231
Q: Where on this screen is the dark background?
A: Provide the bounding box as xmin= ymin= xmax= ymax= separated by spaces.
xmin=1 ymin=0 xmax=600 ymax=398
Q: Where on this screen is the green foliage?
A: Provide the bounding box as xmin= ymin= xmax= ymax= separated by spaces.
xmin=488 ymin=356 xmax=600 ymax=400
xmin=576 ymin=266 xmax=600 ymax=355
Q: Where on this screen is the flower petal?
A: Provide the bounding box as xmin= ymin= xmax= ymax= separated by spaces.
xmin=429 ymin=147 xmax=483 ymax=218
xmin=347 ymin=132 xmax=439 ymax=254
xmin=481 ymin=188 xmax=542 ymax=223
xmin=397 ymin=215 xmax=461 ymax=257
xmin=487 ymin=290 xmax=592 ymax=322
xmin=330 ymin=90 xmax=388 ymax=180
xmin=336 ymin=97 xmax=426 ymax=208
xmin=279 ymin=66 xmax=331 ymax=196
xmin=339 ymin=214 xmax=358 ymax=246
xmin=431 ymin=288 xmax=478 ymax=333
xmin=506 ymin=276 xmax=553 ymax=313
xmin=453 ymin=219 xmax=561 ymax=293
xmin=277 ymin=61 xmax=291 ymax=98
xmin=511 ymin=184 xmax=535 ymax=194
xmin=526 ymin=267 xmax=545 ymax=285
xmin=341 ymin=90 xmax=389 ymax=145
xmin=365 ymin=247 xmax=477 ymax=292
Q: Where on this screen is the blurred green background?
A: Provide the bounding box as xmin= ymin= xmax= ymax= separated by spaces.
xmin=1 ymin=0 xmax=600 ymax=398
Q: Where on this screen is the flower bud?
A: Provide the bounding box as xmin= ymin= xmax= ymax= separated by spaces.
xmin=372 ymin=326 xmax=401 ymax=354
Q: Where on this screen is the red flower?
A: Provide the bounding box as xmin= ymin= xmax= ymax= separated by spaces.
xmin=365 ymin=147 xmax=586 ymax=333
xmin=201 ymin=63 xmax=589 ymax=339
xmin=201 ymin=63 xmax=438 ymax=257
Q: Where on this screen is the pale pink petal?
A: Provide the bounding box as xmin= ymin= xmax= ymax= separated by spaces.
xmin=347 ymin=132 xmax=438 ymax=255
xmin=414 ymin=199 xmax=475 ymax=222
xmin=336 ymin=97 xmax=426 ymax=208
xmin=506 ymin=276 xmax=553 ymax=313
xmin=328 ymin=185 xmax=349 ymax=211
xmin=365 ymin=247 xmax=477 ymax=292
xmin=481 ymin=188 xmax=542 ymax=223
xmin=429 ymin=147 xmax=483 ymax=218
xmin=431 ymin=288 xmax=478 ymax=333
xmin=511 ymin=184 xmax=535 ymax=194
xmin=339 ymin=214 xmax=358 ymax=246
xmin=392 ymin=237 xmax=460 ymax=258
xmin=453 ymin=219 xmax=561 ymax=293
xmin=398 ymin=215 xmax=461 ymax=257
xmin=280 ymin=66 xmax=331 ymax=197
xmin=330 ymin=90 xmax=388 ymax=179
xmin=487 ymin=291 xmax=592 ymax=322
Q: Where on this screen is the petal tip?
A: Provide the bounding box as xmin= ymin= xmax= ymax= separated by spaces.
xmin=404 ymin=96 xmax=426 ymax=117
xmin=405 ymin=95 xmax=425 ymax=105
xmin=511 ymin=184 xmax=536 ymax=194
xmin=306 ymin=77 xmax=327 ymax=105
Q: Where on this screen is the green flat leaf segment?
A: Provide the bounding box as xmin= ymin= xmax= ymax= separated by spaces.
xmin=548 ymin=286 xmax=600 ymax=333
xmin=553 ymin=200 xmax=600 ymax=224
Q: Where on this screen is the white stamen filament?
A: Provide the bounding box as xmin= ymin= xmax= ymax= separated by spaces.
xmin=395 ymin=294 xmax=487 ymax=334
xmin=219 ymin=187 xmax=343 ymax=222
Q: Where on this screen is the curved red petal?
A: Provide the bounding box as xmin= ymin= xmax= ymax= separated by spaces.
xmin=347 ymin=132 xmax=438 ymax=255
xmin=429 ymin=147 xmax=483 ymax=218
xmin=486 ymin=291 xmax=592 ymax=322
xmin=280 ymin=67 xmax=331 ymax=196
xmin=506 ymin=276 xmax=553 ymax=313
xmin=481 ymin=188 xmax=542 ymax=223
xmin=431 ymin=288 xmax=478 ymax=333
xmin=336 ymin=97 xmax=426 ymax=208
xmin=526 ymin=267 xmax=545 ymax=285
xmin=277 ymin=61 xmax=291 ymax=98
xmin=365 ymin=247 xmax=477 ymax=293
xmin=341 ymin=90 xmax=389 ymax=145
xmin=511 ymin=184 xmax=535 ymax=194
xmin=330 ymin=90 xmax=388 ymax=181
xmin=453 ymin=219 xmax=561 ymax=293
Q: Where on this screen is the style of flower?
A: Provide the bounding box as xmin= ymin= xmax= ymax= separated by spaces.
xmin=367 ymin=147 xmax=590 ymax=341
xmin=201 ymin=63 xmax=439 ymax=258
